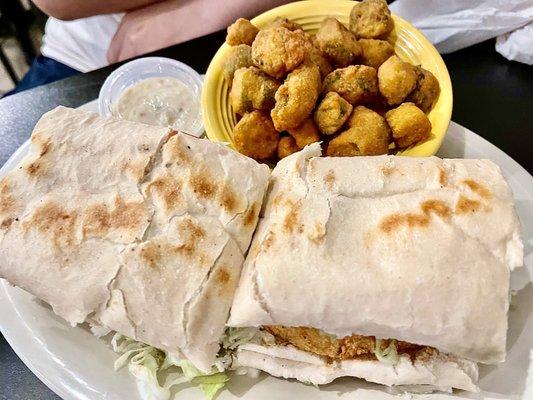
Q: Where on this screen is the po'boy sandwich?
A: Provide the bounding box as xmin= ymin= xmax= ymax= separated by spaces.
xmin=0 ymin=106 xmax=270 ymax=372
xmin=228 ymin=144 xmax=523 ymax=392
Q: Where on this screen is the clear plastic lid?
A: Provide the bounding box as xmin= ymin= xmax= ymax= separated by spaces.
xmin=98 ymin=57 xmax=204 ymax=137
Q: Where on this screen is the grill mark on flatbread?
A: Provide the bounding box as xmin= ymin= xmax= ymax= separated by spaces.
xmin=220 ymin=184 xmax=239 ymax=213
xmin=269 ymin=193 xmax=285 ymax=208
xmin=140 ymin=241 xmax=168 ymax=268
xmin=1 ymin=218 xmax=13 ymax=230
xmin=217 ymin=267 xmax=230 ymax=285
xmin=24 ymin=202 xmax=78 ymax=248
xmin=166 ymin=135 xmax=191 ymax=164
xmin=31 ymin=132 xmax=53 ymax=157
xmin=324 ymin=170 xmax=336 ymax=189
xmin=262 ymin=231 xmax=276 ymax=253
xmin=455 ymin=196 xmax=482 ymax=214
xmin=123 ymin=161 xmax=148 ymax=180
xmin=438 ymin=167 xmax=447 ymax=186
xmin=176 ymin=218 xmax=206 ymax=257
xmin=83 ymin=197 xmax=146 ymax=239
xmin=140 ymin=218 xmax=207 ymax=267
xmin=39 ymin=139 xmax=52 ymax=157
xmin=462 ymin=179 xmax=491 ymax=199
xmin=381 ymin=165 xmax=396 ymax=177
xmin=25 ymin=160 xmax=44 ymax=177
xmin=216 ymin=266 xmax=234 ymax=295
xmin=420 ymin=199 xmax=451 ymax=219
xmin=380 ymin=213 xmax=428 ymax=233
xmin=283 ymin=201 xmax=304 ymax=234
xmin=146 ymin=175 xmax=184 ymax=211
xmin=25 ymin=137 xmax=54 ymax=178
xmin=191 ymin=169 xmax=217 ymax=199
xmin=244 ymin=202 xmax=259 ymax=227
xmin=308 ymin=221 xmax=326 ymax=244
xmin=379 ymin=199 xmax=451 ymax=234
xmin=0 ymin=179 xmax=14 ymax=215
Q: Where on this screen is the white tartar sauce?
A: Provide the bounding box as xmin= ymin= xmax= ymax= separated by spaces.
xmin=113 ymin=77 xmax=199 ymax=130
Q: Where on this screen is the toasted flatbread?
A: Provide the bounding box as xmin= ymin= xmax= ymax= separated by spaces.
xmin=0 ymin=106 xmax=270 ymax=371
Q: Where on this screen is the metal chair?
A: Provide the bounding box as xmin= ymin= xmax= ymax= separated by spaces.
xmin=0 ymin=0 xmax=42 ymax=84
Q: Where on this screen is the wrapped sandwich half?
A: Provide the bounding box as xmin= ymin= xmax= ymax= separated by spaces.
xmin=0 ymin=107 xmax=270 ymax=377
xmin=228 ymin=143 xmax=523 ymax=392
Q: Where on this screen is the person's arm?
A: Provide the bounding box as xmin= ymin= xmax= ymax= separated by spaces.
xmin=33 ymin=0 xmax=163 ymax=21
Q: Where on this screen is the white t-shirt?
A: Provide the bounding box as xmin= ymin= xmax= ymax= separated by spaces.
xmin=40 ymin=14 xmax=123 ymax=72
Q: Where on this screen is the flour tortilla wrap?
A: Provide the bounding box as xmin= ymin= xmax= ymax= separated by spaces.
xmin=229 ymin=144 xmax=522 ymax=388
xmin=0 ymin=106 xmax=270 ymax=372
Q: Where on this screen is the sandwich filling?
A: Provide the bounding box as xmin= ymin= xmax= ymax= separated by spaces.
xmin=262 ymin=326 xmax=437 ymax=364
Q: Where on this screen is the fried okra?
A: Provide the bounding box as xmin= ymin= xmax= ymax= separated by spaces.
xmin=407 ymin=66 xmax=440 ymax=112
xmin=287 ymin=117 xmax=321 ymax=148
xmin=357 ymin=38 xmax=394 ymax=68
xmin=251 ymin=27 xmax=307 ymax=79
xmin=315 ymin=18 xmax=361 ymax=67
xmin=301 ymin=33 xmax=334 ymax=79
xmin=226 ymin=18 xmax=259 ymax=46
xmin=322 ymin=65 xmax=378 ymax=105
xmin=222 ymin=44 xmax=253 ymax=84
xmin=304 ymin=47 xmax=334 ymax=79
xmin=327 ymin=106 xmax=390 ymax=156
xmin=314 ymin=92 xmax=353 ymax=135
xmin=266 ymin=16 xmax=303 ymax=31
xmin=277 ymin=136 xmax=300 ymax=159
xmin=230 ymin=67 xmax=280 ymax=115
xmin=349 ymin=0 xmax=394 ymax=39
xmin=233 ymin=111 xmax=279 ymax=160
xmin=377 ymin=55 xmax=417 ymax=105
xmin=385 ymin=102 xmax=431 ymax=148
xmin=271 ymin=65 xmax=321 ymax=131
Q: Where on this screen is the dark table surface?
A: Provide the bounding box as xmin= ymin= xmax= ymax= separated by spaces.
xmin=1 ymin=29 xmax=532 ymax=400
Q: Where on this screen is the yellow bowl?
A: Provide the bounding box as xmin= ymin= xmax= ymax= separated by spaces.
xmin=202 ymin=0 xmax=452 ymax=157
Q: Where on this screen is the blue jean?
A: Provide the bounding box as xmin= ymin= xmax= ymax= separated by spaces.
xmin=3 ymin=55 xmax=80 ymax=97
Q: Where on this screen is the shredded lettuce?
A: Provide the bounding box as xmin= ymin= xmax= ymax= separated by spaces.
xmin=221 ymin=327 xmax=259 ymax=349
xmin=111 ymin=333 xmax=228 ymax=400
xmin=201 ymin=382 xmax=227 ymax=399
xmin=375 ymin=339 xmax=399 ymax=365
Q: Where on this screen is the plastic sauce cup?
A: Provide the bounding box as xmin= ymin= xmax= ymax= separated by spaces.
xmin=98 ymin=57 xmax=204 ymax=137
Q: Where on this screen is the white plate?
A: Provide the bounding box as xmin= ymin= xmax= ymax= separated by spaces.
xmin=1 ymin=102 xmax=532 ymax=400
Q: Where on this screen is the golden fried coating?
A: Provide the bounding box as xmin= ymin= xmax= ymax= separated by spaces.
xmin=277 ymin=136 xmax=300 ymax=159
xmin=377 ymin=55 xmax=417 ymax=105
xmin=327 ymin=105 xmax=390 ymax=156
xmin=230 ymin=67 xmax=280 ymax=115
xmin=349 ymin=0 xmax=394 ymax=39
xmin=304 ymin=48 xmax=334 ymax=79
xmin=266 ymin=16 xmax=303 ymax=31
xmin=264 ymin=326 xmax=431 ymax=361
xmin=252 ymin=27 xmax=307 ymax=79
xmin=322 ymin=65 xmax=378 ymax=105
xmin=287 ymin=117 xmax=321 ymax=148
xmin=233 ymin=111 xmax=279 ymax=159
xmin=315 ymin=18 xmax=361 ymax=67
xmin=302 ymin=34 xmax=334 ymax=79
xmin=222 ymin=44 xmax=253 ymax=84
xmin=407 ymin=66 xmax=440 ymax=112
xmin=357 ymin=38 xmax=395 ymax=68
xmin=314 ymin=92 xmax=353 ymax=135
xmin=226 ymin=18 xmax=259 ymax=46
xmin=385 ymin=102 xmax=431 ymax=148
xmin=271 ymin=65 xmax=321 ymax=131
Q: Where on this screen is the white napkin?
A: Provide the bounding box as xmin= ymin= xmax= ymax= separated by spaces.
xmin=390 ymin=0 xmax=533 ymax=64
xmin=495 ymin=22 xmax=533 ymax=64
